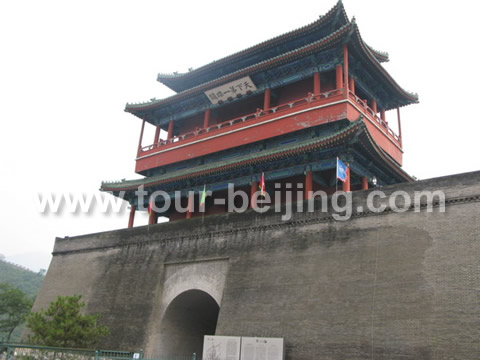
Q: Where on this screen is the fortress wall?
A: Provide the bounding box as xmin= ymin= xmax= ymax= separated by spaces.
xmin=33 ymin=171 xmax=480 ymax=359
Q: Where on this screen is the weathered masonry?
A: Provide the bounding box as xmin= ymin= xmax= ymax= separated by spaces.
xmin=34 ymin=171 xmax=480 ymax=359
xmin=32 ymin=2 xmax=480 ymax=359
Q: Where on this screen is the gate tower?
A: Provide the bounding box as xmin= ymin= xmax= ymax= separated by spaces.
xmin=100 ymin=0 xmax=418 ymax=225
xmin=33 ymin=3 xmax=480 ymax=358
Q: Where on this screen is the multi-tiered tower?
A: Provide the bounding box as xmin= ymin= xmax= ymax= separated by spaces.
xmin=33 ymin=3 xmax=480 ymax=358
xmin=101 ymin=1 xmax=418 ymax=226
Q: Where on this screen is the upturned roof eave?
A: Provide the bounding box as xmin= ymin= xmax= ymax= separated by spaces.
xmin=351 ymin=22 xmax=418 ymax=105
xmin=125 ymin=22 xmax=417 ymax=117
xmin=358 ymin=122 xmax=413 ymax=182
xmin=156 ymin=0 xmax=349 ymax=92
xmin=100 ymin=119 xmax=411 ymax=192
xmin=366 ymin=44 xmax=389 ymax=63
xmin=101 ymin=120 xmax=363 ymax=192
xmin=124 ymin=22 xmax=354 ymax=114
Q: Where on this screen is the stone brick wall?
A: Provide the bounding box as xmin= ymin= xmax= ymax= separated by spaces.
xmin=32 ymin=171 xmax=480 ymax=359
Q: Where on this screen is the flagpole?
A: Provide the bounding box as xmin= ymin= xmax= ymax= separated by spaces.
xmin=259 ymin=172 xmax=266 ymax=210
xmin=336 ymin=157 xmax=338 ymax=193
xmin=202 ymin=194 xmax=204 ymax=224
xmin=200 ymin=184 xmax=206 ymax=223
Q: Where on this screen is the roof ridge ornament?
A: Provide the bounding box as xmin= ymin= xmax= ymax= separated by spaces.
xmin=366 ymin=44 xmax=389 ymax=62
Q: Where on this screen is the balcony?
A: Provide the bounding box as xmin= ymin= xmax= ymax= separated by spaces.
xmin=135 ymin=88 xmax=403 ymax=174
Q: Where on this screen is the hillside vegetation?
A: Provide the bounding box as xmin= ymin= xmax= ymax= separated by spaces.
xmin=0 ymin=260 xmax=44 ymax=298
xmin=0 ymin=259 xmax=45 ymax=342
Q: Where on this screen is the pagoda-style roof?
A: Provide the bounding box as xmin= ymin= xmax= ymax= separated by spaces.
xmin=126 ymin=23 xmax=416 ymax=124
xmin=156 ymin=1 xmax=389 ymax=94
xmin=157 ymin=1 xmax=348 ymax=93
xmin=101 ymin=119 xmax=412 ymax=195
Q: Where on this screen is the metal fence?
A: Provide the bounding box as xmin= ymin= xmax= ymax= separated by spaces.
xmin=0 ymin=344 xmax=141 ymax=360
xmin=140 ymin=355 xmax=197 ymax=360
xmin=0 ymin=344 xmax=198 ymax=360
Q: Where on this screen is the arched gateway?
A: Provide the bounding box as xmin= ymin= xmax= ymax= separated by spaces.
xmin=159 ymin=290 xmax=219 ymax=356
xmin=144 ymin=260 xmax=229 ymax=357
xmin=31 ymin=2 xmax=480 ymax=359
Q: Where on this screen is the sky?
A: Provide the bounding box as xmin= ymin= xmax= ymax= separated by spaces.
xmin=1 ymin=0 xmax=479 ymax=270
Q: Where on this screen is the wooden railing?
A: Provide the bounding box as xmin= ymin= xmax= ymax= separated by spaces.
xmin=348 ymin=90 xmax=402 ymax=144
xmin=139 ymin=87 xmax=401 ymax=153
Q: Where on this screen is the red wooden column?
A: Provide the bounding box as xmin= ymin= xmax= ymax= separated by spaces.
xmin=153 ymin=126 xmax=161 ymax=146
xmin=203 ymin=108 xmax=211 ymax=129
xmin=349 ymin=76 xmax=355 ymax=94
xmin=342 ymin=168 xmax=351 ymax=192
xmin=128 ymin=205 xmax=136 ymax=228
xmin=250 ymin=181 xmax=258 ymax=209
xmin=380 ymin=109 xmax=387 ymax=125
xmin=263 ymin=88 xmax=271 ymax=110
xmin=148 ymin=209 xmax=156 ymax=225
xmin=304 ymin=170 xmax=313 ymax=200
xmin=336 ymin=64 xmax=343 ymax=89
xmin=361 ymin=177 xmax=369 ymax=190
xmin=186 ymin=193 xmax=194 ymax=219
xmin=137 ymin=120 xmax=146 ymax=154
xmin=371 ymin=99 xmax=378 ymax=113
xmin=343 ymin=44 xmax=349 ymax=94
xmin=167 ymin=120 xmax=174 ymax=139
xmin=313 ymin=72 xmax=321 ymax=94
xmin=397 ymin=107 xmax=403 ymax=145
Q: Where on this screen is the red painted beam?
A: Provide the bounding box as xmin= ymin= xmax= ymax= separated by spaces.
xmin=250 ymin=181 xmax=258 ymax=209
xmin=137 ymin=120 xmax=145 ymax=155
xmin=128 ymin=205 xmax=136 ymax=228
xmin=148 ymin=210 xmax=156 ymax=225
xmin=313 ymin=72 xmax=321 ymax=95
xmin=343 ymin=44 xmax=349 ymax=94
xmin=203 ymin=108 xmax=211 ymax=129
xmin=135 ymin=95 xmax=348 ymax=173
xmin=304 ymin=170 xmax=313 ymax=200
xmin=397 ymin=107 xmax=402 ymax=145
xmin=136 ymin=94 xmax=404 ymax=173
xmin=361 ymin=176 xmax=368 ymax=190
xmin=264 ymin=88 xmax=271 ymax=110
xmin=349 ymin=76 xmax=355 ymax=94
xmin=167 ymin=120 xmax=174 ymax=139
xmin=380 ymin=109 xmax=386 ymax=123
xmin=154 ymin=126 xmax=161 ymax=146
xmin=346 ymin=103 xmax=403 ymax=165
xmin=336 ymin=64 xmax=343 ymax=89
xmin=371 ymin=99 xmax=378 ymax=114
xmin=342 ymin=167 xmax=350 ymax=192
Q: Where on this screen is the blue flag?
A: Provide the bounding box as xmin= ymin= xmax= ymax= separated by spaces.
xmin=336 ymin=157 xmax=348 ymax=182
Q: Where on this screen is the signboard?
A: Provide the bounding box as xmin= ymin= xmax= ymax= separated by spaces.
xmin=240 ymin=337 xmax=284 ymax=360
xmin=203 ymin=335 xmax=241 ymax=360
xmin=204 ymin=76 xmax=257 ymax=104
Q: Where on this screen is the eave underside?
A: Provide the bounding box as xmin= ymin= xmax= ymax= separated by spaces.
xmin=101 ymin=120 xmax=412 ymax=204
xmin=126 ymin=22 xmax=416 ymax=128
xmin=156 ymin=1 xmax=350 ymax=92
xmin=156 ymin=1 xmax=389 ymax=93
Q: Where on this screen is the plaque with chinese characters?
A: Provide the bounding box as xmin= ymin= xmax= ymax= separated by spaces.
xmin=204 ymin=76 xmax=257 ymax=104
xmin=203 ymin=335 xmax=241 ymax=360
xmin=240 ymin=337 xmax=284 ymax=360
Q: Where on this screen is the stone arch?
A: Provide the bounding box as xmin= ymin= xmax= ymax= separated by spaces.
xmin=158 ymin=289 xmax=220 ymax=356
xmin=145 ymin=260 xmax=229 ymax=357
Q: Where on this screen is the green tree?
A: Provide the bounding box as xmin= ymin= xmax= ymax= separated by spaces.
xmin=0 ymin=282 xmax=34 ymax=342
xmin=26 ymin=295 xmax=108 ymax=348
